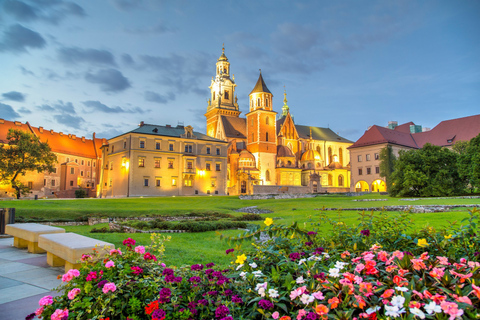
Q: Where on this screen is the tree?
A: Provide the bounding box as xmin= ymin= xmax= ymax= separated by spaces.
xmin=389 ymin=143 xmax=464 ymax=197
xmin=379 ymin=145 xmax=396 ymax=191
xmin=0 ymin=129 xmax=57 ymax=199
xmin=458 ymin=134 xmax=480 ymax=192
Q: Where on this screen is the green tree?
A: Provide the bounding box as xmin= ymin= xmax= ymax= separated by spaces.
xmin=390 ymin=143 xmax=465 ymax=197
xmin=379 ymin=145 xmax=396 ymax=191
xmin=0 ymin=129 xmax=57 ymax=199
xmin=458 ymin=134 xmax=480 ymax=192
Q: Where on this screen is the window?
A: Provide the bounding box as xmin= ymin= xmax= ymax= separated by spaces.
xmin=216 ymin=148 xmax=220 ymax=155
xmin=206 ymin=163 xmax=211 ymax=171
xmin=250 ymin=118 xmax=253 ymax=127
xmin=93 ymin=162 xmax=96 ymax=167
xmin=366 ymin=154 xmax=371 ymax=161
xmin=266 ymin=132 xmax=269 ymax=141
xmin=66 ymin=157 xmax=70 ymax=162
xmin=265 ymin=170 xmax=270 ymax=181
xmin=51 ymin=180 xmax=56 ymax=187
xmin=154 ymin=159 xmax=161 ymax=168
xmin=211 ymin=178 xmax=216 ymax=187
xmin=172 ymin=177 xmax=177 ymax=186
xmin=266 ymin=99 xmax=269 ymax=108
xmin=110 ymin=161 xmax=113 ymax=170
xmin=224 ymin=90 xmax=229 ymax=99
xmin=87 ymin=171 xmax=90 ymax=177
xmin=75 ymin=159 xmax=78 ymax=163
xmin=70 ymin=181 xmax=73 ymax=186
xmin=216 ymin=163 xmax=221 ymax=171
xmin=187 ymin=161 xmax=193 ymax=169
xmin=375 ymin=166 xmax=380 ymax=174
xmin=357 ymin=155 xmax=362 ymax=162
xmin=28 ymin=181 xmax=33 ymax=189
xmin=88 ymin=161 xmax=91 ymax=166
xmin=184 ymin=177 xmax=193 ymax=187
xmin=44 ymin=179 xmax=46 ymax=186
xmin=109 ymin=179 xmax=112 ymax=187
xmin=140 ymin=140 xmax=145 ymax=148
xmin=266 ymin=117 xmax=269 ymax=125
xmin=375 ymin=153 xmax=379 ymax=160
xmin=358 ymin=168 xmax=363 ymax=175
xmin=81 ymin=160 xmax=84 ymax=165
xmin=206 ymin=147 xmax=211 ymax=154
xmin=156 ymin=142 xmax=161 ymax=150
xmin=257 ymin=98 xmax=260 ymax=106
xmin=70 ymin=168 xmax=74 ymax=174
xmin=123 ymin=141 xmax=127 ymax=149
xmin=367 ymin=168 xmax=371 ymax=175
xmin=81 ymin=171 xmax=84 ymax=177
xmin=144 ymin=178 xmax=149 ymax=187
xmin=169 ymin=144 xmax=174 ymax=151
xmin=111 ymin=146 xmax=114 ymax=153
xmin=185 ymin=145 xmax=192 ymax=153
xmin=168 ymin=159 xmax=174 ymax=169
xmin=156 ymin=178 xmax=161 ymax=187
xmin=138 ymin=157 xmax=145 ymax=167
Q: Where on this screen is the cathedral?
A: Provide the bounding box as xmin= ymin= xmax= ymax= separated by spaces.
xmin=205 ymin=48 xmax=353 ymax=195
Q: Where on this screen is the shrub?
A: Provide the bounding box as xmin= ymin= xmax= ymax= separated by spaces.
xmin=233 ymin=214 xmax=264 ymax=221
xmin=75 ymin=188 xmax=87 ymax=198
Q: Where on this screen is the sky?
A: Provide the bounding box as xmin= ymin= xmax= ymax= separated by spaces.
xmin=0 ymin=0 xmax=479 ymax=141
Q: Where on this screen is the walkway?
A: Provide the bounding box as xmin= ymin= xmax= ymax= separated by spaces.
xmin=0 ymin=237 xmax=63 ymax=320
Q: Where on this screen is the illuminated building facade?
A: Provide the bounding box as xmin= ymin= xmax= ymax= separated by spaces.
xmin=205 ymin=48 xmax=352 ymax=195
xmin=100 ymin=122 xmax=228 ymax=197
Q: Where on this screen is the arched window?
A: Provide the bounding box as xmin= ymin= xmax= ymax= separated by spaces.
xmin=266 ymin=117 xmax=269 ymax=125
xmin=316 ymin=146 xmax=321 ymax=154
xmin=224 ymin=91 xmax=229 ymax=99
xmin=338 ymin=175 xmax=344 ymax=186
xmin=213 ymin=92 xmax=215 ymax=100
xmin=257 ymin=98 xmax=260 ymax=107
xmin=328 ymin=147 xmax=333 ymax=164
xmin=266 ymin=132 xmax=269 ymax=141
xmin=287 ymin=160 xmax=292 ymax=166
xmin=328 ymin=174 xmax=333 ymax=186
xmin=265 ymin=170 xmax=270 ymax=181
xmin=339 ymin=148 xmax=343 ymax=165
xmin=266 ymin=99 xmax=269 ymax=107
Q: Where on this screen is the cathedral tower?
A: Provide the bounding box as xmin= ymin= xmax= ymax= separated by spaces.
xmin=205 ymin=46 xmax=241 ymax=139
xmin=246 ymin=71 xmax=277 ymax=184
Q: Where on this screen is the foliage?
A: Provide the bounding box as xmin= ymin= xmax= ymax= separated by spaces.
xmin=75 ymin=188 xmax=87 ymax=198
xmin=389 ymin=143 xmax=464 ymax=197
xmin=0 ymin=129 xmax=57 ymax=199
xmin=457 ymin=133 xmax=480 ymax=192
xmin=379 ymin=145 xmax=396 ymax=191
xmin=233 ymin=214 xmax=264 ymax=221
xmin=124 ymin=219 xmax=249 ymax=233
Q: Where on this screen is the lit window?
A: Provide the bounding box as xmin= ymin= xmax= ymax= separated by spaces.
xmin=172 ymin=177 xmax=177 ymax=186
xmin=168 ymin=160 xmax=174 ymax=169
xmin=216 ymin=163 xmax=221 ymax=171
xmin=154 ymin=159 xmax=161 ymax=168
xmin=206 ymin=163 xmax=211 ymax=171
xmin=140 ymin=140 xmax=145 ymax=148
xmin=366 ymin=154 xmax=371 ymax=161
xmin=139 ymin=158 xmax=145 ymax=167
xmin=211 ymin=178 xmax=216 ymax=187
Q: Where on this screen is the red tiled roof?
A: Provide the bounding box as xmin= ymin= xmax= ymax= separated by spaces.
xmin=0 ymin=119 xmax=32 ymax=143
xmin=348 ymin=125 xmax=417 ymax=149
xmin=394 ymin=122 xmax=414 ymax=133
xmin=221 ymin=116 xmax=246 ymax=139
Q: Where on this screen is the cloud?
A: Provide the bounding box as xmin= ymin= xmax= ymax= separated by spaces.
xmin=85 ymin=69 xmax=131 ymax=92
xmin=125 ymin=22 xmax=176 ymax=34
xmin=144 ymin=91 xmax=175 ymax=104
xmin=18 ymin=107 xmax=32 ymax=114
xmin=0 ymin=103 xmax=21 ymax=120
xmin=19 ymin=66 xmax=35 ymax=76
xmin=2 ymin=0 xmax=86 ymax=25
xmin=36 ymin=101 xmax=76 ymax=114
xmin=53 ymin=114 xmax=85 ymax=129
xmin=2 ymin=91 xmax=26 ymax=102
xmin=110 ymin=0 xmax=143 ymax=10
xmin=0 ymin=24 xmax=46 ymax=53
xmin=121 ymin=54 xmax=135 ymax=66
xmin=83 ymin=100 xmax=146 ymax=113
xmin=57 ymin=46 xmax=116 ymax=66
xmin=37 ymin=104 xmax=55 ymax=112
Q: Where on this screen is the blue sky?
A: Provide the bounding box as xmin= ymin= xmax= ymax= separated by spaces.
xmin=0 ymin=0 xmax=479 ymax=141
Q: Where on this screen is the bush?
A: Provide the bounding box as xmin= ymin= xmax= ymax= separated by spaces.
xmin=233 ymin=214 xmax=263 ymax=221
xmin=75 ymin=188 xmax=87 ymax=198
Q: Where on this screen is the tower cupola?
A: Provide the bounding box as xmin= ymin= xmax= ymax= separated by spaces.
xmin=248 ymin=70 xmax=273 ymax=112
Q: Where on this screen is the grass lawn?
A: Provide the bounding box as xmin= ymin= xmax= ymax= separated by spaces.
xmin=1 ymin=193 xmax=477 ymax=267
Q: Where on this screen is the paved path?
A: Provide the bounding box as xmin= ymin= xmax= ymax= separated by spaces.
xmin=0 ymin=237 xmax=63 ymax=320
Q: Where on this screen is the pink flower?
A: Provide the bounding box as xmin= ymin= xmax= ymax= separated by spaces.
xmin=297 ymin=309 xmax=307 ymax=320
xmin=39 ymin=295 xmax=53 ymax=306
xmin=312 ymin=291 xmax=324 ymax=300
xmin=392 ymin=250 xmax=404 ymax=260
xmin=355 ymin=263 xmax=365 ymax=273
xmin=61 ymin=269 xmax=80 ymax=282
xmin=51 ymin=308 xmax=69 ymax=320
xmin=436 ymin=256 xmax=450 ymax=265
xmin=429 ymin=267 xmax=445 ymax=279
xmin=109 ymin=249 xmax=122 ymax=255
xmin=440 ymin=301 xmax=463 ymax=320
xmin=135 ymin=245 xmax=145 ymax=254
xmin=102 ymin=282 xmax=117 ymax=293
xmin=290 ymin=286 xmax=307 ymax=300
xmin=272 ymin=311 xmax=280 ymax=319
xmin=105 ymin=260 xmax=115 ymax=268
xmin=67 ymin=288 xmax=81 ymax=300
xmin=455 ymin=296 xmax=472 ymax=305
xmin=35 ymin=307 xmax=44 ymax=316
xmin=377 ymin=251 xmax=389 ymax=262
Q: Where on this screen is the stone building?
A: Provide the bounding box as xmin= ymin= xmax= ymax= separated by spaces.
xmin=100 ymin=122 xmax=228 ymax=197
xmin=205 ymin=48 xmax=352 ymax=195
xmin=348 ymin=115 xmax=480 ymax=192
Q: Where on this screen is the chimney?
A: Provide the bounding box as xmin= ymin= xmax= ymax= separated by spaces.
xmin=72 ymin=134 xmax=76 ymax=140
xmin=68 ymin=134 xmax=71 ymax=138
xmin=59 ymin=132 xmax=63 ymax=136
xmin=387 ymin=121 xmax=398 ymax=130
xmin=0 ymin=119 xmax=4 ymax=124
xmin=139 ymin=121 xmax=144 ymax=126
xmin=14 ymin=121 xmax=22 ymax=126
xmin=39 ymin=126 xmax=43 ymax=133
xmin=82 ymin=136 xmax=85 ymax=142
xmin=50 ymin=129 xmax=54 ymax=134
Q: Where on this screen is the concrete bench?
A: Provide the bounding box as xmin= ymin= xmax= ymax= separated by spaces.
xmin=5 ymin=223 xmax=66 ymax=253
xmin=38 ymin=233 xmax=114 ymax=272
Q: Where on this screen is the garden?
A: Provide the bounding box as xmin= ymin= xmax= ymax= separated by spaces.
xmin=5 ymin=194 xmax=477 ymax=319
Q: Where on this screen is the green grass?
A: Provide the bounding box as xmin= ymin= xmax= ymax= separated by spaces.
xmin=2 ymin=194 xmax=477 ymax=267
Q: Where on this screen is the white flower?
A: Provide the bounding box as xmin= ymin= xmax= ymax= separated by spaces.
xmin=257 ymin=287 xmax=265 ymax=297
xmin=300 ymin=294 xmax=314 ymax=305
xmin=395 ymin=286 xmax=409 ymax=292
xmin=296 ymin=276 xmax=305 ymax=284
xmin=329 ymin=268 xmax=340 ymax=278
xmin=335 ymin=261 xmax=347 ymax=269
xmin=268 ymin=288 xmax=279 ymax=298
xmin=385 ymin=305 xmax=405 ymax=317
xmin=391 ymin=295 xmax=405 ymax=308
xmin=239 ymin=272 xmax=247 ymax=279
xmin=424 ymin=301 xmax=441 ymax=315
xmin=322 ymin=252 xmax=330 ymax=258
xmin=236 ymin=264 xmax=244 ymax=271
xmin=366 ymin=306 xmax=380 ymax=315
xmin=255 ymin=282 xmax=268 ymax=290
xmin=308 ymin=255 xmax=322 ymax=261
xmin=252 ymin=270 xmax=263 ymax=277
xmin=410 ymin=307 xmax=425 ymax=319
xmin=249 ymin=262 xmax=257 ymax=269
xmin=298 ymin=259 xmax=307 ymax=265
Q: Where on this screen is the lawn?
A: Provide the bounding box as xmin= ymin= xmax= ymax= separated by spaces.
xmin=1 ymin=193 xmax=477 ymax=267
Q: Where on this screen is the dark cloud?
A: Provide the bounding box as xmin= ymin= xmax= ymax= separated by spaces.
xmin=54 ymin=100 xmax=76 ymax=114
xmin=2 ymin=91 xmax=26 ymax=102
xmin=144 ymin=91 xmax=175 ymax=104
xmin=84 ymin=69 xmax=131 ymax=93
xmin=125 ymin=22 xmax=176 ymax=34
xmin=0 ymin=24 xmax=46 ymax=53
xmin=53 ymin=114 xmax=85 ymax=129
xmin=0 ymin=103 xmax=21 ymax=120
xmin=57 ymin=47 xmax=116 ymax=66
xmin=19 ymin=66 xmax=35 ymax=76
xmin=2 ymin=0 xmax=86 ymax=25
xmin=121 ymin=54 xmax=135 ymax=66
xmin=37 ymin=104 xmax=55 ymax=112
xmin=18 ymin=107 xmax=32 ymax=114
xmin=83 ymin=100 xmax=146 ymax=114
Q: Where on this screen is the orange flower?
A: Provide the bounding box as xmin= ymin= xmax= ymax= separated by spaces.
xmin=315 ymin=304 xmax=329 ymax=316
xmin=353 ymin=295 xmax=366 ymax=309
xmin=471 ymin=284 xmax=480 ymax=299
xmin=393 ymin=275 xmax=408 ymax=287
xmin=280 ymin=317 xmax=291 ymax=320
xmin=359 ymin=282 xmax=373 ymax=297
xmin=341 ymin=251 xmax=350 ymax=258
xmin=385 ymin=265 xmax=397 ymax=273
xmin=328 ymin=297 xmax=340 ymax=309
xmin=380 ymin=289 xmax=395 ymax=299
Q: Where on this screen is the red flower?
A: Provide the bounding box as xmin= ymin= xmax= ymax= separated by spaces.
xmin=145 ymin=301 xmax=159 ymax=315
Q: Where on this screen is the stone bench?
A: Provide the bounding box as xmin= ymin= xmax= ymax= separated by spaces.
xmin=5 ymin=223 xmax=66 ymax=253
xmin=38 ymin=233 xmax=114 ymax=272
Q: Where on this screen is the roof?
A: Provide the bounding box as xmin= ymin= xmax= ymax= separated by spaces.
xmin=277 ymin=145 xmax=295 ymax=157
xmin=295 ymin=125 xmax=352 ymax=143
xmin=116 ymin=124 xmax=227 ymax=143
xmin=221 ymin=116 xmax=246 ymax=139
xmin=249 ymin=72 xmax=271 ymax=95
xmin=349 ymin=114 xmax=480 ymax=149
xmin=394 ymin=122 xmax=415 ymax=133
xmin=0 ymin=119 xmax=101 ymax=158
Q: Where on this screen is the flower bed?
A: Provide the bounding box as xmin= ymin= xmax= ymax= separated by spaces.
xmin=29 ymin=209 xmax=480 ymax=320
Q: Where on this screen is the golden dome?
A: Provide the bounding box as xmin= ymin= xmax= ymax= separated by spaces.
xmin=301 ymin=149 xmax=321 ymax=162
xmin=277 ymin=145 xmax=295 ymax=157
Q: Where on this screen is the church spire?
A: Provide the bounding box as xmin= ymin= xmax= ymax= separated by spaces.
xmin=281 ymin=87 xmax=290 ymax=117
